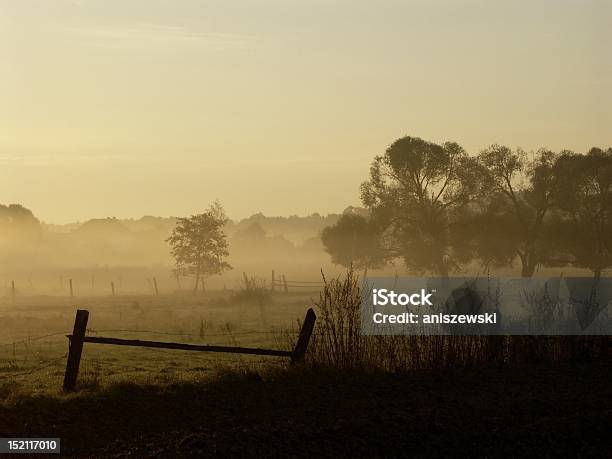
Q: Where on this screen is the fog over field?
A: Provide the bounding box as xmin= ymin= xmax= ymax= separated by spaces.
xmin=1 ymin=2 xmax=610 ymax=456
xmin=0 ymin=204 xmax=361 ymax=295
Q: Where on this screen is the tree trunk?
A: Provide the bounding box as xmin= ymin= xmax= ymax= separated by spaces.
xmin=593 ymin=268 xmax=602 ymax=280
xmin=520 ymin=262 xmax=536 ymax=277
xmin=435 ymin=254 xmax=450 ymax=278
xmin=519 ymin=249 xmax=537 ymax=277
xmin=437 ymin=263 xmax=449 ymax=279
xmin=589 ymin=268 xmax=602 ymax=304
xmin=193 ymin=268 xmax=200 ymax=294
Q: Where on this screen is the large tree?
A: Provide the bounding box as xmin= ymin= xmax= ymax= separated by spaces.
xmin=321 ymin=213 xmax=386 ymax=270
xmin=0 ymin=203 xmax=42 ymax=239
xmin=553 ymin=148 xmax=612 ymax=279
xmin=360 ymin=136 xmax=482 ymax=276
xmin=474 ymin=146 xmax=558 ymax=276
xmin=167 ymin=201 xmax=232 ymax=293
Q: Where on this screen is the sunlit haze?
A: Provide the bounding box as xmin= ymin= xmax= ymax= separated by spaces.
xmin=1 ymin=0 xmax=610 ymax=223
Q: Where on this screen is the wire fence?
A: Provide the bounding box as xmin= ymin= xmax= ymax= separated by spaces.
xmin=0 ymin=325 xmax=296 ymax=383
xmin=2 ymin=273 xmax=329 ymax=298
xmin=0 ymin=353 xmax=67 ymax=381
xmin=86 ymin=328 xmax=283 ymax=338
xmin=0 ymin=331 xmax=69 ymax=348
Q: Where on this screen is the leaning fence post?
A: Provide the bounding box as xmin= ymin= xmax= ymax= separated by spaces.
xmin=63 ymin=309 xmax=89 ymax=391
xmin=291 ymin=308 xmax=316 ymax=364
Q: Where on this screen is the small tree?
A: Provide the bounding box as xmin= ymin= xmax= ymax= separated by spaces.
xmin=167 ymin=201 xmax=232 ymax=293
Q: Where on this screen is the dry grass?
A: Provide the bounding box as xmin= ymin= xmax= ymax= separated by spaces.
xmin=0 ymin=271 xmax=607 ymax=402
xmin=305 ymin=268 xmax=608 ymax=371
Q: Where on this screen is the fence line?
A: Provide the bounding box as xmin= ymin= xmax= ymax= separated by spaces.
xmin=0 ymin=331 xmax=70 ymax=348
xmin=283 ymin=280 xmax=325 ymax=284
xmin=86 ymin=329 xmax=283 ymax=338
xmin=265 ymin=270 xmax=325 ymax=293
xmin=63 ymin=308 xmax=316 ymax=391
xmin=0 ymin=353 xmax=67 ymax=381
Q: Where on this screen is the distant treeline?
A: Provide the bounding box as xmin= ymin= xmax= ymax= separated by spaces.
xmin=0 ymin=205 xmax=345 ymax=270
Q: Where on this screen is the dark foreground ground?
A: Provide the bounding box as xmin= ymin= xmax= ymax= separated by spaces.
xmin=1 ymin=362 xmax=610 ymax=458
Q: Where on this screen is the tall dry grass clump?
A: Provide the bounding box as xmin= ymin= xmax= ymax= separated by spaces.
xmin=307 ymin=268 xmax=365 ymax=369
xmin=304 ymin=268 xmax=608 ymax=372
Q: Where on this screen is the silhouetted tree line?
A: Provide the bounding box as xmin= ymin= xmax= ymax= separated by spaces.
xmin=322 ymin=136 xmax=612 ymax=278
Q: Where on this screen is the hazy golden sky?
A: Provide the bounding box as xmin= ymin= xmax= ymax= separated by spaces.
xmin=1 ymin=0 xmax=610 ymax=223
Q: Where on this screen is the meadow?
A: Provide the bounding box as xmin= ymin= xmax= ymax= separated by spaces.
xmin=0 ymin=272 xmax=609 ymax=457
xmin=0 ymin=287 xmax=316 ymax=399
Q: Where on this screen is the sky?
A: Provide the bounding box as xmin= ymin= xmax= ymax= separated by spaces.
xmin=1 ymin=0 xmax=611 ymax=223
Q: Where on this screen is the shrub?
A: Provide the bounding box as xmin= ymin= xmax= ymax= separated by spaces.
xmin=229 ymin=275 xmax=271 ymax=306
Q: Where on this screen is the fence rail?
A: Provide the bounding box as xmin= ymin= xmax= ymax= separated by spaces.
xmin=76 ymin=337 xmax=293 ymax=358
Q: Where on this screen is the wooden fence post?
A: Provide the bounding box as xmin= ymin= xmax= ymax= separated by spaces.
xmin=63 ymin=309 xmax=89 ymax=391
xmin=282 ymin=275 xmax=289 ymax=293
xmin=11 ymin=280 xmax=15 ymax=300
xmin=153 ymin=277 xmax=159 ymax=296
xmin=69 ymin=279 xmax=74 ymax=297
xmin=291 ymin=308 xmax=316 ymax=364
xmin=243 ymin=272 xmax=250 ymax=290
xmin=271 ymin=270 xmax=275 ymax=292
xmin=111 ymin=281 xmax=115 ymax=296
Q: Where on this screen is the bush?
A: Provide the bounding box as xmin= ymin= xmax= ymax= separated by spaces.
xmin=229 ymin=275 xmax=271 ymax=306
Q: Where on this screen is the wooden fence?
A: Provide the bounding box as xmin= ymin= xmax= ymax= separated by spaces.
xmin=63 ymin=308 xmax=317 ymax=391
xmin=269 ymin=270 xmax=325 ymax=293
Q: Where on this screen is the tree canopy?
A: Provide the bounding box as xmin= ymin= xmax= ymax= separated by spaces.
xmin=323 ymin=135 xmax=612 ymax=279
xmin=552 ymin=148 xmax=612 ymax=278
xmin=321 ymin=213 xmax=386 ymax=269
xmin=167 ymin=201 xmax=232 ymax=292
xmin=360 ymin=136 xmax=483 ymax=276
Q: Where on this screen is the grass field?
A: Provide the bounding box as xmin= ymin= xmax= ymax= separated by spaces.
xmin=0 ymin=290 xmax=315 ymax=398
xmin=1 ymin=279 xmax=610 ymax=457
